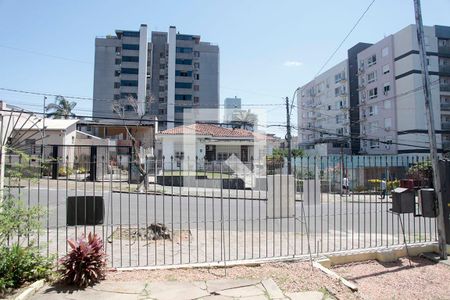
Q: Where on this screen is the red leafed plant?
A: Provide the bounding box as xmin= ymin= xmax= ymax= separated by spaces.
xmin=59 ymin=233 xmax=106 ymax=287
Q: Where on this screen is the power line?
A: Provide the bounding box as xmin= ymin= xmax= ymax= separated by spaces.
xmin=315 ymin=0 xmax=376 ymax=76
xmin=0 ymin=44 xmax=93 ymax=65
xmin=0 ymin=87 xmax=284 ymax=107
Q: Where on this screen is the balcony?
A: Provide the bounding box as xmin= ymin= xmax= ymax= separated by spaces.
xmin=438 ymin=45 xmax=450 ymax=56
xmin=441 ymin=103 xmax=450 ymax=111
xmin=440 ymin=84 xmax=450 ymax=92
xmin=442 ymin=122 xmax=450 ymax=130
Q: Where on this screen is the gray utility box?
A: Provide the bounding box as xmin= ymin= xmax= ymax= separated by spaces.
xmin=391 ymin=187 xmax=415 ymax=214
xmin=67 ymin=196 xmax=104 ymax=226
xmin=419 ymin=188 xmax=438 ymax=218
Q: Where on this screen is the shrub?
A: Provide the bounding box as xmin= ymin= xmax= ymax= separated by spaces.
xmin=0 ymin=244 xmax=53 ymax=296
xmin=59 ymin=233 xmax=106 ymax=287
xmin=0 ymin=195 xmax=44 ymax=245
xmin=58 ymin=166 xmax=73 ymax=176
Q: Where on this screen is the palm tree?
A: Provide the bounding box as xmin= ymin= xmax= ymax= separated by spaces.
xmin=232 ymin=110 xmax=257 ymax=130
xmin=46 ymin=96 xmax=77 ymax=119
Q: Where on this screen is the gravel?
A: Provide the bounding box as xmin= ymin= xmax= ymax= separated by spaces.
xmin=332 ymin=257 xmax=450 ymax=300
xmin=107 ymin=261 xmax=357 ymax=299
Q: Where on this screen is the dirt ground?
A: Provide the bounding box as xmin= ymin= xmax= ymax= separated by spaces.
xmin=107 ymin=261 xmax=357 ymax=299
xmin=107 ymin=258 xmax=450 ymax=300
xmin=332 ymin=257 xmax=450 ymax=300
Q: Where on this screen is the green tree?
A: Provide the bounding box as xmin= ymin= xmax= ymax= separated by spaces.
xmin=46 ymin=95 xmax=76 ymax=119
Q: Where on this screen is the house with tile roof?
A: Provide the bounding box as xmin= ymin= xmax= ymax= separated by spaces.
xmin=157 ymin=123 xmax=276 ymax=168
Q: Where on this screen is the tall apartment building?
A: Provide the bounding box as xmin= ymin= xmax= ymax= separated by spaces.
xmin=297 ymin=24 xmax=450 ymax=155
xmin=93 ymin=25 xmax=220 ymax=130
xmin=297 ymin=60 xmax=351 ymax=155
xmin=224 ymin=96 xmax=241 ymax=122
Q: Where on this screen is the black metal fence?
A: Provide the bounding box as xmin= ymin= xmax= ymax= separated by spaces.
xmin=2 ymin=145 xmax=438 ymax=268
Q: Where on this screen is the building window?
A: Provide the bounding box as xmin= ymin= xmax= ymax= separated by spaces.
xmin=194 ymin=97 xmax=199 ymax=103
xmin=158 ymin=109 xmax=165 ymax=115
xmin=175 ymin=70 xmax=193 ymax=77
xmin=176 ymin=47 xmax=193 ymax=53
xmin=194 ymin=74 xmax=200 ymax=80
xmin=159 ymin=97 xmax=165 ymax=103
xmin=122 ymin=56 xmax=139 ymax=62
xmin=384 ymin=100 xmax=392 ymax=109
xmin=115 ymin=58 xmax=121 ymax=65
xmin=121 ymin=68 xmax=139 ymax=74
xmin=383 ymin=64 xmax=390 ymax=74
xmin=369 ymin=105 xmax=378 ymax=116
xmin=114 ymin=70 xmax=121 ymax=77
xmin=384 ymin=83 xmax=390 ymax=95
xmin=160 ymin=64 xmax=165 ymax=69
xmin=113 ymin=94 xmax=120 ymax=100
xmin=122 ymin=31 xmax=140 ymax=37
xmin=368 ymin=54 xmax=377 ymax=66
xmin=175 ymin=94 xmax=192 ymax=100
xmin=159 ymin=86 xmax=165 ymax=92
xmin=175 ymin=82 xmax=192 ymax=89
xmin=121 ymin=80 xmax=138 ymax=87
xmin=115 ymin=47 xmax=121 ymax=55
xmin=176 ymin=34 xmax=194 ymax=41
xmin=159 ymin=75 xmax=165 ymax=80
xmin=194 ymin=51 xmax=200 ymax=57
xmin=382 ymin=47 xmax=389 ymax=57
xmin=114 ymin=82 xmax=120 ymax=89
xmin=334 ymin=71 xmax=345 ymax=83
xmin=367 ymin=71 xmax=377 ymax=83
xmin=176 ymin=59 xmax=192 ymax=65
xmin=194 ymin=62 xmax=200 ymax=68
xmin=122 ymin=44 xmax=139 ymax=50
xmin=194 ymin=85 xmax=199 ymax=91
xmin=384 ymin=118 xmax=392 ymax=130
xmin=369 ymin=87 xmax=378 ymax=99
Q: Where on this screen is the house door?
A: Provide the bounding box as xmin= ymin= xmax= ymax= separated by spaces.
xmin=241 ymin=145 xmax=248 ymax=162
xmin=205 ymin=145 xmax=216 ymax=161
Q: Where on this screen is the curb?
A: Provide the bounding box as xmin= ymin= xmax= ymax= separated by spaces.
xmin=313 ymin=261 xmax=358 ymax=292
xmin=13 ymin=279 xmax=45 ymax=300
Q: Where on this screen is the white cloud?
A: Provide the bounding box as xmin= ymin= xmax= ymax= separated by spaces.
xmin=283 ymin=60 xmax=303 ymax=67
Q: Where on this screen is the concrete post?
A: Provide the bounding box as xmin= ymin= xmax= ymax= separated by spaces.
xmin=267 ymin=174 xmax=295 ymax=218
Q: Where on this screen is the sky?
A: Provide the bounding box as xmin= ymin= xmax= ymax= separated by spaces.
xmin=0 ymin=0 xmax=449 ymax=136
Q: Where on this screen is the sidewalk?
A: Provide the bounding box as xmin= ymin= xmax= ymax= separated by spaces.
xmin=32 ymin=278 xmax=327 ymax=300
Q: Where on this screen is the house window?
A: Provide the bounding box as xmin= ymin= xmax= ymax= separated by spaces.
xmin=368 ymin=54 xmax=377 ymax=66
xmin=383 ymin=64 xmax=390 ymax=74
xmin=367 ymin=71 xmax=377 ymax=83
xmin=384 ymin=83 xmax=390 ymax=95
xmin=382 ymin=47 xmax=389 ymax=57
xmin=369 ymin=87 xmax=378 ymax=99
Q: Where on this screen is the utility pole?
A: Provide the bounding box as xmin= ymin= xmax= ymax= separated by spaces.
xmin=414 ymin=0 xmax=447 ymax=259
xmin=285 ymin=97 xmax=292 ymax=175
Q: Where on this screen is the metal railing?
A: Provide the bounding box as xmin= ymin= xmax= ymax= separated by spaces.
xmin=2 ymin=145 xmax=438 ymax=268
